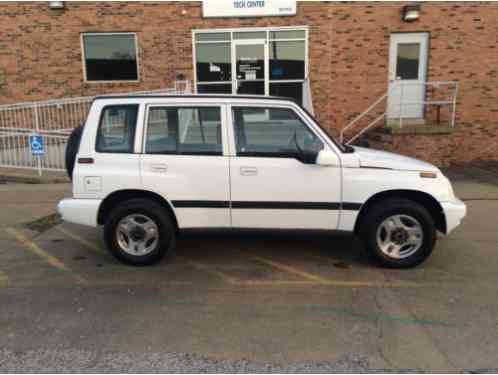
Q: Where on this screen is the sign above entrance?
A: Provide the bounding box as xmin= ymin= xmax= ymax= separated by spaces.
xmin=202 ymin=0 xmax=296 ymax=18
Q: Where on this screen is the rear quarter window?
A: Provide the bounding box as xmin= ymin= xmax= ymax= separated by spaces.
xmin=96 ymin=105 xmax=139 ymax=153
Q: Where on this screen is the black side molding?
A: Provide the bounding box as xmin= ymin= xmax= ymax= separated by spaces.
xmin=171 ymin=200 xmax=362 ymax=211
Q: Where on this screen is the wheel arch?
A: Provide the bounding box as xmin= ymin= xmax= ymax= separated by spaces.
xmin=353 ymin=189 xmax=447 ymax=234
xmin=97 ymin=189 xmax=179 ymax=230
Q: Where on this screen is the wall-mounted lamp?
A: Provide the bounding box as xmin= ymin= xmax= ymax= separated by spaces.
xmin=48 ymin=1 xmax=65 ymax=10
xmin=401 ymin=4 xmax=421 ymax=22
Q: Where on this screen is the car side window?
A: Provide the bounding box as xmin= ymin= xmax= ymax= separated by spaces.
xmin=96 ymin=105 xmax=138 ymax=153
xmin=232 ymin=107 xmax=323 ymax=158
xmin=145 ymin=107 xmax=222 ymax=155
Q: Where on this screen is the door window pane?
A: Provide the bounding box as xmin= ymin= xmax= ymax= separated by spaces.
xmin=96 ymin=105 xmax=138 ymax=153
xmin=196 ymin=44 xmax=231 ymax=82
xmin=236 ymin=44 xmax=265 ymax=80
xmin=233 ymin=31 xmax=266 ymax=39
xmin=195 ymin=32 xmax=230 ymax=42
xmin=270 ymin=82 xmax=303 ymax=104
xmin=146 ymin=107 xmax=222 ymax=155
xmin=83 ymin=34 xmax=138 ymax=81
xmin=396 ymin=43 xmax=420 ymax=80
xmin=237 ymin=81 xmax=265 ymax=95
xmin=270 ymin=41 xmax=305 ymax=80
xmin=197 ymin=84 xmax=232 ymax=94
xmin=232 ymin=107 xmax=323 ymax=158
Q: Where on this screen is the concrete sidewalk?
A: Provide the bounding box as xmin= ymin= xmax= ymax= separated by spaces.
xmin=0 ymin=167 xmax=69 ymax=184
xmin=442 ymin=163 xmax=498 ymax=200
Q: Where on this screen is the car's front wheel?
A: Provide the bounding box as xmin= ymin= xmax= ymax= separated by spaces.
xmin=104 ymin=198 xmax=175 ymax=265
xmin=360 ymin=198 xmax=436 ymax=268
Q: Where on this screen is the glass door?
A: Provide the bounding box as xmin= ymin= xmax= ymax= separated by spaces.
xmin=232 ymin=40 xmax=268 ymax=96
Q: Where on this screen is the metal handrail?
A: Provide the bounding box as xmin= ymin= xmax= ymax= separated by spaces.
xmin=339 ymin=81 xmax=458 ymax=145
xmin=0 ymin=81 xmax=192 ymax=175
xmin=0 ymin=81 xmax=191 ymax=110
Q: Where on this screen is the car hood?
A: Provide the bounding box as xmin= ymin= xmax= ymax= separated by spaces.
xmin=352 ymin=146 xmax=439 ymax=172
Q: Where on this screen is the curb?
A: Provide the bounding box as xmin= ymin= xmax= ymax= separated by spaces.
xmin=0 ymin=173 xmax=70 ymax=184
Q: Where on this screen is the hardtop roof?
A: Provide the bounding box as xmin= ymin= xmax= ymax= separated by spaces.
xmin=92 ymin=94 xmax=298 ymax=104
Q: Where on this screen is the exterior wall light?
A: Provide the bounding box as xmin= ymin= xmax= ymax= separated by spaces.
xmin=401 ymin=4 xmax=421 ymax=22
xmin=48 ymin=1 xmax=65 ymax=10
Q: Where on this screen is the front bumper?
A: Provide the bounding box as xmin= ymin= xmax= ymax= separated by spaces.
xmin=57 ymin=198 xmax=102 ymax=227
xmin=441 ymin=198 xmax=467 ymax=234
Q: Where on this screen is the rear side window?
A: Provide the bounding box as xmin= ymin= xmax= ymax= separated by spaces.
xmin=145 ymin=107 xmax=222 ymax=155
xmin=96 ymin=105 xmax=138 ymax=153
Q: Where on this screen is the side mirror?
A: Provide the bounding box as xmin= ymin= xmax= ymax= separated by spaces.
xmin=316 ymin=149 xmax=339 ymax=167
xmin=296 ymin=151 xmax=318 ymax=164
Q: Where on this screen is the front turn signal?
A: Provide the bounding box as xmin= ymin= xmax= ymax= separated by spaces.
xmin=420 ymin=171 xmax=437 ymax=179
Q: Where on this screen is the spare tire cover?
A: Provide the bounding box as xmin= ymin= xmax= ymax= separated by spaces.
xmin=65 ymin=126 xmax=83 ymax=180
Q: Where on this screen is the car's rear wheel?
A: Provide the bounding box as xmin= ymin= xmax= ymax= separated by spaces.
xmin=104 ymin=198 xmax=175 ymax=265
xmin=360 ymin=198 xmax=436 ymax=268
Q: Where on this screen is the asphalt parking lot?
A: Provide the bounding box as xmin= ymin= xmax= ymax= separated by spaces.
xmin=1 ymin=168 xmax=498 ymax=372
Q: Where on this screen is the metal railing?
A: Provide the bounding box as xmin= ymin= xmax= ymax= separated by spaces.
xmin=339 ymin=81 xmax=458 ymax=145
xmin=0 ymin=81 xmax=191 ymax=174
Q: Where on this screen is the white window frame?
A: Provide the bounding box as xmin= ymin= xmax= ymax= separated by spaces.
xmin=81 ymin=32 xmax=140 ymax=83
xmin=192 ymin=26 xmax=309 ymax=97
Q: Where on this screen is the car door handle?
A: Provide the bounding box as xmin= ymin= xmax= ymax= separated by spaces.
xmin=240 ymin=166 xmax=257 ymax=176
xmin=151 ymin=164 xmax=168 ymax=173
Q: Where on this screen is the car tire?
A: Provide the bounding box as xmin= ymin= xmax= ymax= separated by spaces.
xmin=360 ymin=198 xmax=436 ymax=268
xmin=65 ymin=125 xmax=84 ymax=180
xmin=103 ymin=198 xmax=176 ymax=266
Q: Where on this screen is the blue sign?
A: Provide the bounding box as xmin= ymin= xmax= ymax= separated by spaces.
xmin=272 ymin=66 xmax=284 ymax=78
xmin=29 ymin=134 xmax=44 ymax=156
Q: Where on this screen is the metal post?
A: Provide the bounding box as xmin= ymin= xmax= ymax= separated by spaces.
xmin=451 ymin=82 xmax=458 ymax=128
xmin=33 ymin=104 xmax=42 ymax=176
xmin=398 ymin=79 xmax=403 ymax=128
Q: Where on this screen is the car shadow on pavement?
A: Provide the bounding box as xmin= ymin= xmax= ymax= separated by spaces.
xmin=177 ymin=231 xmax=372 ymax=268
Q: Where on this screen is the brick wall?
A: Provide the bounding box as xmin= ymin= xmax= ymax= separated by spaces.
xmin=0 ymin=1 xmax=496 ymax=165
xmin=327 ymin=2 xmax=498 ymax=165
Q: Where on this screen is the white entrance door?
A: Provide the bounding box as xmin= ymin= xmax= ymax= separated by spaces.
xmin=232 ymin=39 xmax=268 ymax=96
xmin=387 ymin=33 xmax=428 ymax=119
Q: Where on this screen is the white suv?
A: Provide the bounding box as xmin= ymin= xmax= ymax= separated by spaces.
xmin=58 ymin=95 xmax=466 ymax=268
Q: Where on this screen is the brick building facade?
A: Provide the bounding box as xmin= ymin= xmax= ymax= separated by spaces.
xmin=0 ymin=1 xmax=497 ymax=166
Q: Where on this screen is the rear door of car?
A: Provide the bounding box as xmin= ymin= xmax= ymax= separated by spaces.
xmin=140 ymin=100 xmax=231 ymax=228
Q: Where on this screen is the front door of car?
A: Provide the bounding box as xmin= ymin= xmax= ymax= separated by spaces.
xmin=228 ymin=105 xmax=341 ymax=230
xmin=140 ymin=104 xmax=230 ymax=228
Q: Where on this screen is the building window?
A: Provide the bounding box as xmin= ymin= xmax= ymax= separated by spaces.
xmin=82 ymin=33 xmax=139 ymax=82
xmin=193 ymin=28 xmax=308 ymax=104
xmin=194 ymin=32 xmax=232 ymax=94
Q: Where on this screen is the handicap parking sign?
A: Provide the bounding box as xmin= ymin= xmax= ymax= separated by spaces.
xmin=29 ymin=134 xmax=45 ymax=156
